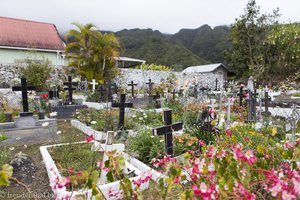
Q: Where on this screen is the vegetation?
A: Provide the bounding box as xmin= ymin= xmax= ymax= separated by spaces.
xmin=138 ymin=63 xmax=172 ymax=71
xmin=65 ymin=23 xmax=121 ymax=84
xmin=19 ymin=58 xmax=52 ymax=91
xmin=0 ymin=133 xmax=8 ymax=142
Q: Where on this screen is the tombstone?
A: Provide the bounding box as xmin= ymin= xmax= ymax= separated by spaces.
xmin=12 ymin=78 xmax=35 ymax=116
xmin=152 ymin=110 xmax=182 ymax=156
xmin=82 ymin=79 xmax=89 ymax=96
xmin=90 ymin=79 xmax=98 ymax=94
xmin=247 ymin=91 xmax=257 ymax=123
xmin=247 ymin=76 xmax=254 ymax=92
xmin=111 ymin=94 xmax=133 ymax=130
xmin=48 ymin=90 xmax=59 ymax=100
xmin=146 ymin=79 xmax=154 ymax=97
xmin=171 ymin=89 xmax=177 ymax=100
xmin=63 ymin=76 xmax=78 ymax=104
xmin=128 ymin=81 xmax=137 ymax=98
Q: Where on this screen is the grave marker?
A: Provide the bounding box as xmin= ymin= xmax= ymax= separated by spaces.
xmin=12 ymin=78 xmax=36 ymax=115
xmin=171 ymin=89 xmax=177 ymax=100
xmin=63 ymin=76 xmax=78 ymax=104
xmin=98 ymin=85 xmax=107 ymax=102
xmin=237 ymin=86 xmax=244 ymax=107
xmin=152 ymin=110 xmax=182 ymax=156
xmin=112 ymin=94 xmax=133 ymax=130
xmin=82 ymin=79 xmax=89 ymax=96
xmin=128 ymin=81 xmax=137 ymax=98
xmin=288 ymin=105 xmax=300 ymax=144
xmin=90 ymin=79 xmax=98 ymax=94
xmin=146 ymin=79 xmax=154 ymax=97
xmin=215 ymin=78 xmax=218 ymax=91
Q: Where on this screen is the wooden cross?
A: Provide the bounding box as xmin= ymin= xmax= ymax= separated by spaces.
xmin=98 ymin=85 xmax=107 ymax=102
xmin=90 ymin=79 xmax=98 ymax=94
xmin=12 ymin=78 xmax=35 ymax=113
xmin=152 ymin=110 xmax=183 ymax=156
xmin=146 ymin=79 xmax=154 ymax=96
xmin=128 ymin=81 xmax=137 ymax=98
xmin=63 ymin=76 xmax=78 ymax=104
xmin=111 ymin=94 xmax=133 ymax=130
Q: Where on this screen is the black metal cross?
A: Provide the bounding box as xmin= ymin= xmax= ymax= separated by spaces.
xmin=199 ymin=87 xmax=207 ymax=95
xmin=111 ymin=94 xmax=133 ymax=130
xmin=128 ymin=81 xmax=137 ymax=98
xmin=171 ymin=89 xmax=177 ymax=100
xmin=146 ymin=79 xmax=154 ymax=96
xmin=152 ymin=110 xmax=183 ymax=156
xmin=12 ymin=78 xmax=35 ymax=113
xmin=63 ymin=76 xmax=78 ymax=104
xmin=237 ymin=86 xmax=244 ymax=107
xmin=98 ymin=85 xmax=107 ymax=102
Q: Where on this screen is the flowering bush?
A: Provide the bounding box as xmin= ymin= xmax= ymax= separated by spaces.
xmin=29 ymin=93 xmax=49 ymax=113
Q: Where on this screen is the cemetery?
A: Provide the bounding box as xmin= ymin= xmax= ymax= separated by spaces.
xmin=0 ymin=1 xmax=300 ymax=200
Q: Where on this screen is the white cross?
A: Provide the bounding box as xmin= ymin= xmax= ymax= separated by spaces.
xmin=226 ymin=97 xmax=235 ymax=126
xmin=90 ymin=79 xmax=98 ymax=94
xmin=209 ymin=99 xmax=218 ymax=110
xmin=164 ymin=89 xmax=168 ymax=99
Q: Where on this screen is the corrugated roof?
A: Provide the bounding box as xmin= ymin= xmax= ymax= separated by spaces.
xmin=0 ymin=16 xmax=65 ymax=51
xmin=182 ymin=63 xmax=231 ymax=73
xmin=115 ymin=57 xmax=146 ymax=63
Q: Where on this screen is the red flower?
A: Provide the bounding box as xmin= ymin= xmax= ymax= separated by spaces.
xmin=226 ymin=129 xmax=233 ymax=137
xmin=41 ymin=93 xmax=49 ymax=99
xmin=86 ymin=135 xmax=94 ymax=143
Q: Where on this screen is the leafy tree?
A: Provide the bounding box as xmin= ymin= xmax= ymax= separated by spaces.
xmin=252 ymin=23 xmax=300 ymax=80
xmin=65 ymin=23 xmax=121 ymax=83
xmin=20 ymin=59 xmax=52 ymax=91
xmin=225 ymin=0 xmax=280 ymax=78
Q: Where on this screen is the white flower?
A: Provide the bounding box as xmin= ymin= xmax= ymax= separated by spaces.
xmin=23 ymin=145 xmax=27 ymax=148
xmin=9 ymin=147 xmax=15 ymax=151
xmin=159 ymin=139 xmax=164 ymax=143
xmin=76 ymin=112 xmax=79 ymax=114
xmin=42 ymin=122 xmax=49 ymax=127
xmin=132 ymin=114 xmax=136 ymax=118
xmin=49 ymin=112 xmax=57 ymax=117
xmin=16 ymin=137 xmax=21 ymax=140
xmin=150 ymin=136 xmax=155 ymax=138
xmin=91 ymin=121 xmax=97 ymax=125
xmin=139 ymin=117 xmax=143 ymax=120
xmin=56 ymin=131 xmax=62 ymax=135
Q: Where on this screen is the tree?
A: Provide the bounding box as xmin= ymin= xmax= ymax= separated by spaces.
xmin=20 ymin=59 xmax=52 ymax=91
xmin=65 ymin=23 xmax=121 ymax=83
xmin=224 ymin=0 xmax=280 ymax=78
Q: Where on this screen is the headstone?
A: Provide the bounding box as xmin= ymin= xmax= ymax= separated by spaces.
xmin=63 ymin=76 xmax=78 ymax=104
xmin=146 ymin=79 xmax=154 ymax=97
xmin=111 ymin=94 xmax=133 ymax=130
xmin=247 ymin=76 xmax=254 ymax=92
xmin=287 ymin=105 xmax=300 ymax=144
xmin=152 ymin=110 xmax=182 ymax=156
xmin=12 ymin=78 xmax=35 ymax=116
xmin=98 ymin=85 xmax=107 ymax=102
xmin=90 ymin=79 xmax=98 ymax=94
xmin=128 ymin=81 xmax=137 ymax=98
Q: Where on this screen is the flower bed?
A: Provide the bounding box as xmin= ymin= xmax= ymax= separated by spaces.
xmin=40 ymin=142 xmax=163 ymax=200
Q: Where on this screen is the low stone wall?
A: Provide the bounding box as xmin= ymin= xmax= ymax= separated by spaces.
xmin=0 ymin=63 xmax=24 ymax=87
xmin=0 ymin=88 xmax=22 ymax=108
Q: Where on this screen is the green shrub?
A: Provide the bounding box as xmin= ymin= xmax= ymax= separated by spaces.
xmin=19 ymin=59 xmax=53 ymax=91
xmin=138 ymin=64 xmax=172 ymax=71
xmin=0 ymin=112 xmax=6 ymax=123
xmin=0 ymin=133 xmax=8 ymax=142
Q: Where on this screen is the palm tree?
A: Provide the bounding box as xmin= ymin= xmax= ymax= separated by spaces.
xmin=65 ymin=23 xmax=121 ymax=83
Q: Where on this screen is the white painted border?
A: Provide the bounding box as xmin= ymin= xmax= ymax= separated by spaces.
xmin=71 ymin=119 xmax=106 ymax=141
xmin=40 ymin=142 xmax=163 ymax=200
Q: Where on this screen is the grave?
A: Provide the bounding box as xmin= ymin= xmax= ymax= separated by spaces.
xmin=0 ymin=78 xmax=58 ymax=145
xmin=152 ymin=110 xmax=182 ymax=156
xmin=50 ymin=76 xmax=87 ymax=119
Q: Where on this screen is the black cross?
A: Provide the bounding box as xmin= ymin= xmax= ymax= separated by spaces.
xmin=153 ymin=91 xmax=160 ymax=101
xmin=247 ymin=90 xmax=258 ymax=123
xmin=152 ymin=110 xmax=183 ymax=156
xmin=111 ymin=94 xmax=133 ymax=130
xmin=264 ymin=91 xmax=270 ymax=117
xmin=171 ymin=89 xmax=177 ymax=100
xmin=63 ymin=76 xmax=78 ymax=104
xmin=12 ymin=78 xmax=35 ymax=113
xmin=199 ymin=87 xmax=207 ymax=94
xmin=237 ymin=86 xmax=244 ymax=107
xmin=146 ymin=79 xmax=154 ymax=96
xmin=215 ymin=78 xmax=218 ymax=91
xmin=98 ymin=85 xmax=107 ymax=102
xmin=128 ymin=81 xmax=137 ymax=98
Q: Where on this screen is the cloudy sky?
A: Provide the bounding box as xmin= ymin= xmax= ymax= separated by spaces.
xmin=1 ymin=0 xmax=299 ymax=34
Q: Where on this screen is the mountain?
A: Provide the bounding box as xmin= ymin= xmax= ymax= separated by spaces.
xmin=62 ymin=25 xmax=231 ymax=71
xmin=115 ymin=25 xmax=231 ymax=70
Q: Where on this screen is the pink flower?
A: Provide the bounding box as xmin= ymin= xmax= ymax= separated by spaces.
xmin=245 ymin=150 xmax=257 ymax=165
xmin=226 ymin=129 xmax=233 ymax=137
xmin=199 ymin=140 xmax=206 ymax=146
xmin=174 ymin=176 xmax=180 ymax=184
xmin=86 ymin=135 xmax=94 ymax=142
xmin=282 ymin=191 xmax=295 ymax=200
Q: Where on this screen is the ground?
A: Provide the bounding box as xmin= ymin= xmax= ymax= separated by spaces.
xmin=0 ymin=120 xmax=86 ymax=200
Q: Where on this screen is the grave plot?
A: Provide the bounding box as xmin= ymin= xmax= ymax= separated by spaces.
xmin=40 ymin=131 xmax=163 ymax=199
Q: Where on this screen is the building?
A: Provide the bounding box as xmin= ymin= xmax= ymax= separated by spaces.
xmin=115 ymin=56 xmax=145 ymax=68
xmin=0 ymin=16 xmax=66 ymax=66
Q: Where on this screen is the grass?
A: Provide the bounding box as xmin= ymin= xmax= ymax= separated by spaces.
xmin=48 ymin=143 xmax=103 ymax=177
xmin=292 ymin=93 xmax=300 ymax=97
